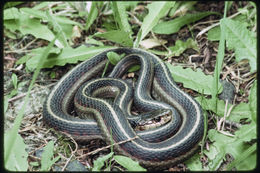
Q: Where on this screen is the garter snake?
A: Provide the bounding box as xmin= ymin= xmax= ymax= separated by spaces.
xmin=43 ymin=48 xmax=204 ymax=169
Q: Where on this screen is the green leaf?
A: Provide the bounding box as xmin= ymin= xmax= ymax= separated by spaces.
xmin=168 ymin=38 xmax=199 ymax=56
xmin=4 ymin=7 xmax=20 ymax=20
xmin=92 ymin=152 xmax=114 ymax=171
xmin=40 ymin=141 xmax=60 ymax=171
xmin=20 ymin=7 xmax=46 ymax=19
xmin=166 ymin=63 xmax=222 ymax=95
xmin=134 ymin=1 xmax=175 ymax=47
xmin=4 ymin=2 xmax=24 ymax=9
xmin=185 ymin=153 xmax=203 ymax=171
xmin=16 ymin=47 xmax=61 ymax=65
xmin=4 ymin=132 xmax=28 ymax=171
xmin=30 ymin=161 xmax=40 ymax=167
xmin=26 ymin=46 xmax=114 ymax=70
xmin=11 ymin=73 xmax=18 ymax=89
xmin=111 ymin=2 xmax=132 ymax=34
xmin=85 ymin=37 xmax=104 ymax=46
xmin=153 ymin=12 xmax=219 ymax=34
xmin=205 ymin=129 xmax=256 ymax=170
xmin=195 ymin=97 xmax=251 ymax=122
xmin=85 ymin=2 xmax=99 ymax=31
xmin=114 ymin=155 xmax=146 ymax=171
xmin=4 ymin=35 xmax=58 ymax=165
xmin=95 ymin=30 xmax=133 ymax=47
xmin=18 ymin=14 xmax=55 ymax=42
xmin=225 ymin=143 xmax=256 ymax=171
xmin=249 ymin=80 xmax=256 ymax=122
xmin=106 ymin=51 xmax=139 ymax=72
xmin=235 ymin=122 xmax=256 ymax=142
xmin=207 ymin=26 xmax=221 ymax=41
xmin=221 ymin=18 xmax=256 ymax=72
xmin=211 ymin=11 xmax=226 ymax=114
xmin=46 ymin=11 xmax=69 ymax=48
xmin=106 ymin=52 xmax=123 ymax=65
xmin=20 ymin=7 xmax=82 ymax=27
xmin=208 ymin=14 xmax=250 ymax=42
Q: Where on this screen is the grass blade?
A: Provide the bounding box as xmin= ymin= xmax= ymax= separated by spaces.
xmin=225 ymin=143 xmax=256 ymax=170
xmin=211 ymin=2 xmax=228 ymax=112
xmin=46 ymin=11 xmax=69 ymax=48
xmin=111 ymin=2 xmax=132 ymax=34
xmin=153 ymin=12 xmax=219 ymax=35
xmin=85 ymin=2 xmax=99 ymax=32
xmin=134 ymin=1 xmax=175 ymax=47
xmin=4 ymin=34 xmax=58 ymax=164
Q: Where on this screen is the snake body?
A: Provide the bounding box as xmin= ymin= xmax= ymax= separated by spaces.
xmin=43 ymin=48 xmax=204 ymax=168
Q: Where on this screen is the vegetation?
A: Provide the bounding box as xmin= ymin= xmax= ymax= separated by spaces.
xmin=4 ymin=1 xmax=256 ymax=171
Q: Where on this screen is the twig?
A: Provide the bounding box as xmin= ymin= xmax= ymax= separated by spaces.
xmin=76 ymin=136 xmax=139 ymax=159
xmin=5 ymin=38 xmax=38 ymax=54
xmin=127 ymin=11 xmax=142 ymax=26
xmin=219 ymin=130 xmax=235 ymax=137
xmin=221 ymin=100 xmax=235 ymax=131
xmin=196 ymin=9 xmax=248 ymax=38
xmin=60 ymin=132 xmax=79 ymax=171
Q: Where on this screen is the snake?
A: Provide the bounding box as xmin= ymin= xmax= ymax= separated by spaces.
xmin=43 ymin=48 xmax=204 ymax=169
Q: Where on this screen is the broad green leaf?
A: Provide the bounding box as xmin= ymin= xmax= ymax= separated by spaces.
xmin=221 ymin=18 xmax=256 ymax=72
xmin=95 ymin=30 xmax=133 ymax=47
xmin=92 ymin=152 xmax=114 ymax=171
xmin=85 ymin=2 xmax=99 ymax=31
xmin=20 ymin=7 xmax=83 ymax=27
xmin=134 ymin=1 xmax=175 ymax=47
xmin=40 ymin=141 xmax=61 ymax=171
xmin=85 ymin=37 xmax=104 ymax=46
xmin=153 ymin=12 xmax=219 ymax=34
xmin=225 ymin=143 xmax=256 ymax=171
xmin=46 ymin=11 xmax=69 ymax=48
xmin=20 ymin=7 xmax=46 ymax=19
xmin=106 ymin=51 xmax=138 ymax=72
xmin=4 ymin=19 xmax=20 ymax=33
xmin=4 ymin=132 xmax=28 ymax=171
xmin=106 ymin=52 xmax=122 ymax=65
xmin=195 ymin=97 xmax=251 ymax=122
xmin=111 ymin=2 xmax=132 ymax=34
xmin=185 ymin=153 xmax=203 ymax=171
xmin=207 ymin=26 xmax=221 ymax=41
xmin=235 ymin=122 xmax=256 ymax=142
xmin=16 ymin=47 xmax=61 ymax=65
xmin=166 ymin=63 xmax=222 ymax=95
xmin=168 ymin=38 xmax=199 ymax=56
xmin=208 ymin=14 xmax=249 ymax=41
xmin=4 ymin=8 xmax=71 ymax=47
xmin=4 ymin=7 xmax=20 ymax=20
xmin=18 ymin=14 xmax=55 ymax=42
xmin=4 ymin=2 xmax=24 ymax=9
xmin=205 ymin=129 xmax=256 ymax=170
xmin=114 ymin=155 xmax=146 ymax=171
xmin=26 ymin=46 xmax=114 ymax=70
xmin=4 ymin=28 xmax=17 ymax=39
xmin=249 ymin=80 xmax=256 ymax=122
